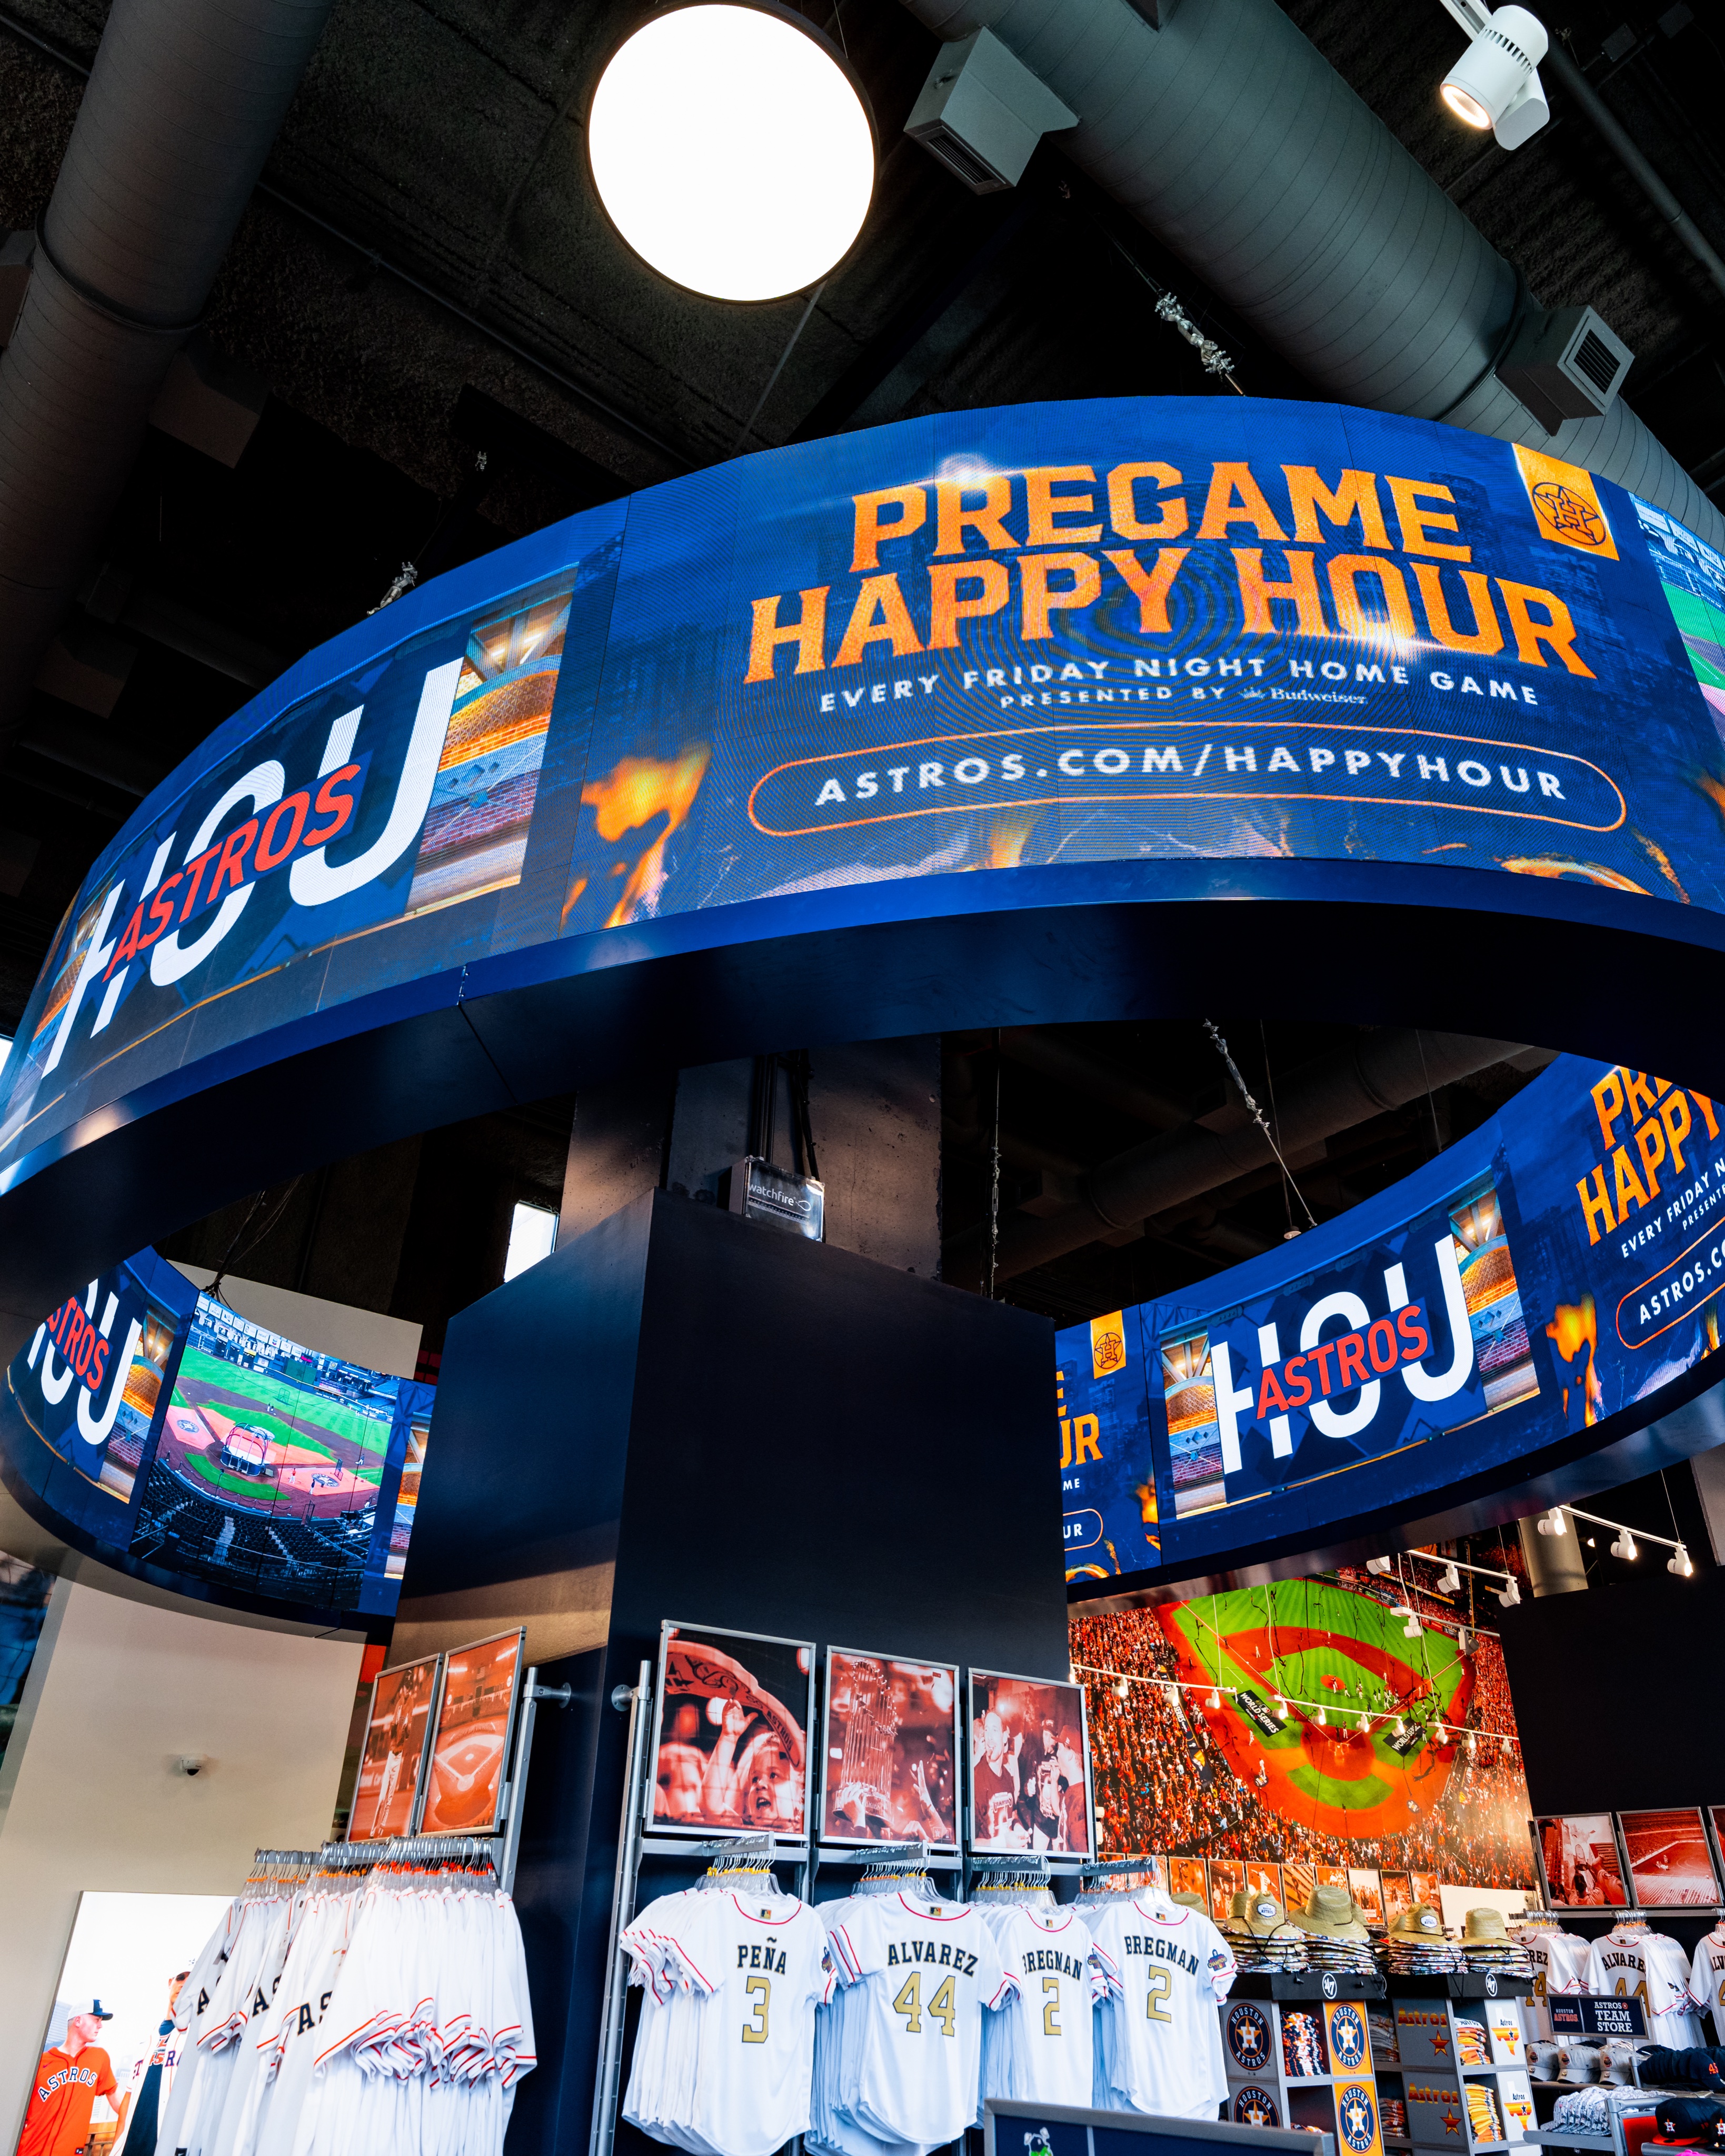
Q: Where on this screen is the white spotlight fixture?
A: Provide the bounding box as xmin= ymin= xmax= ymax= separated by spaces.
xmin=1403 ymin=1614 xmax=1423 ymax=1639
xmin=1458 ymin=1626 xmax=1472 ymax=1653
xmin=1207 ymin=1686 xmax=1221 ymax=1710
xmin=1536 ymin=1506 xmax=1567 ymax=1536
xmin=1114 ymin=1675 xmax=1131 ymax=1700
xmin=587 ymin=4 xmax=875 ymax=304
xmin=1315 ymin=1705 xmax=1327 ymax=1727
xmin=1609 ymin=1530 xmax=1639 ymax=1561
xmin=1497 ymin=1578 xmax=1521 ymax=1607
xmin=1437 ymin=1563 xmax=1462 ymax=1594
xmin=1367 ymin=1556 xmax=1393 ymax=1575
xmin=1440 ymin=5 xmax=1550 ymax=149
xmin=1274 ymin=1695 xmax=1289 ymax=1721
xmin=1668 ymin=1545 xmax=1694 ymax=1578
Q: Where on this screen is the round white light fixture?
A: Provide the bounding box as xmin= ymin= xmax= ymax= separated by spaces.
xmin=1440 ymin=5 xmax=1550 ymax=148
xmin=587 ymin=3 xmax=875 ymax=303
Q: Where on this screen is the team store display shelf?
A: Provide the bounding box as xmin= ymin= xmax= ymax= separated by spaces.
xmin=1220 ymin=1984 xmax=1390 ymax=2148
xmin=1372 ymin=1981 xmax=1537 ymax=2156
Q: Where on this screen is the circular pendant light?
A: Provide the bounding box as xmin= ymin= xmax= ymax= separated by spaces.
xmin=588 ymin=3 xmax=875 ymax=304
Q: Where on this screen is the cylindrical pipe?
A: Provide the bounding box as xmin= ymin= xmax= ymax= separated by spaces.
xmin=994 ymin=1029 xmax=1521 ymax=1276
xmin=0 ymin=0 xmax=338 ymax=731
xmin=898 ymin=0 xmax=1724 ymax=549
xmin=1543 ymin=43 xmax=1725 ymax=306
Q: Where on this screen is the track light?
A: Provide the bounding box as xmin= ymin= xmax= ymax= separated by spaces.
xmin=1207 ymin=1687 xmax=1221 ymax=1710
xmin=1403 ymin=1614 xmax=1423 ymax=1639
xmin=1668 ymin=1545 xmax=1694 ymax=1578
xmin=1457 ymin=1626 xmax=1472 ymax=1653
xmin=1274 ymin=1695 xmax=1289 ymax=1720
xmin=1114 ymin=1675 xmax=1131 ymax=1699
xmin=1536 ymin=1506 xmax=1567 ymax=1536
xmin=1609 ymin=1531 xmax=1638 ymax=1561
xmin=1498 ymin=1578 xmax=1521 ymax=1607
xmin=1440 ymin=5 xmax=1550 ymax=149
xmin=1315 ymin=1704 xmax=1327 ymax=1727
xmin=1438 ymin=1563 xmax=1461 ymax=1594
xmin=1367 ymin=1556 xmax=1393 ymax=1575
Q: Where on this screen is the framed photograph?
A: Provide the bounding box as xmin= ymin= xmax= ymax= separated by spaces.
xmin=968 ymin=1668 xmax=1093 ymax=1854
xmin=1348 ymin=1868 xmax=1385 ymax=1924
xmin=1620 ymin=1807 xmax=1721 ymax=1908
xmin=1283 ymin=1860 xmax=1315 ymax=1915
xmin=1533 ymin=1814 xmax=1629 ymax=1908
xmin=1381 ymin=1869 xmax=1414 ymax=1924
xmin=820 ymin=1648 xmax=960 ymax=1848
xmin=652 ymin=1621 xmax=815 ymax=1842
xmin=347 ymin=1652 xmax=440 ymax=1841
xmin=417 ymin=1628 xmax=524 ymax=1837
xmin=1168 ymin=1855 xmax=1209 ymax=1902
xmin=1409 ymin=1869 xmax=1443 ymax=1908
xmin=1315 ymin=1861 xmax=1348 ymax=1890
xmin=1209 ymin=1858 xmax=1244 ymax=1923
xmin=1244 ymin=1860 xmax=1283 ymax=1908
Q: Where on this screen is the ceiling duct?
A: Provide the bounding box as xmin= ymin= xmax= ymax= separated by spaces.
xmin=898 ymin=0 xmax=1724 ymax=550
xmin=0 ymin=0 xmax=339 ymax=734
xmin=992 ymin=1030 xmax=1525 ymax=1279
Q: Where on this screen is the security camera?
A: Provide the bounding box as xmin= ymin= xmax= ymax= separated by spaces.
xmin=1441 ymin=6 xmax=1550 ymax=149
xmin=173 ymin=1755 xmax=210 ymax=1777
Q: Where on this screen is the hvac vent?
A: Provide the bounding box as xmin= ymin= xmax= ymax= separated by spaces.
xmin=1498 ymin=304 xmax=1633 ymax=435
xmin=904 ymin=27 xmax=1076 ymax=195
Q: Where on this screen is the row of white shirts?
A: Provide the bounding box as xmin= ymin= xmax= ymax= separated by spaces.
xmin=620 ymin=1886 xmax=1238 ymax=2156
xmin=1525 ymin=1928 xmax=1725 ymax=2046
xmin=155 ymin=1878 xmax=534 ymax=2156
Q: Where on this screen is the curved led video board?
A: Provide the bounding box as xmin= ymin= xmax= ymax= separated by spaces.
xmin=1 ymin=394 xmax=1723 ymax=1579
xmin=1060 ymin=1053 xmax=1725 ymax=1591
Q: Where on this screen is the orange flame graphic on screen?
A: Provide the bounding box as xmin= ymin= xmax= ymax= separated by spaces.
xmin=1636 ymin=833 xmax=1688 ymax=901
xmin=1545 ymin=1297 xmax=1602 ymax=1425
xmin=1699 ymin=772 xmax=1725 ymax=829
xmin=1500 ymin=857 xmax=1650 ymax=894
xmin=985 ymin=815 xmax=1035 ymax=870
xmin=581 ymin=745 xmax=711 ymax=927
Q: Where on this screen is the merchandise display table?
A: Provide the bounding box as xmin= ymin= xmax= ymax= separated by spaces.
xmin=1219 ymin=1984 xmax=1387 ymax=2142
xmin=1373 ymin=1985 xmax=1537 ymax=2155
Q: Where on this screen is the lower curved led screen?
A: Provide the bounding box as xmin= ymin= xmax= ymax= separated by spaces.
xmin=1061 ymin=1053 xmax=1723 ymax=1586
xmin=3 ymin=394 xmax=1723 ymax=1181
xmin=1 ymin=1257 xmax=434 ymax=1622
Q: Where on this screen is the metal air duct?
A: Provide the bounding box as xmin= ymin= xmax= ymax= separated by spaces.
xmin=0 ymin=0 xmax=337 ymax=732
xmin=993 ymin=1029 xmax=1524 ymax=1277
xmin=899 ymin=0 xmax=1725 ymax=550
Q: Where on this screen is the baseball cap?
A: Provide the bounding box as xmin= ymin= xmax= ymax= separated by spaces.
xmin=78 ymin=2001 xmax=114 ymax=2021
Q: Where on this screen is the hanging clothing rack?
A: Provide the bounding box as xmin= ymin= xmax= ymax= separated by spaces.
xmin=315 ymin=1833 xmax=502 ymax=1870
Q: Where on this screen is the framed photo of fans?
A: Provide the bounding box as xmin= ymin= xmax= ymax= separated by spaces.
xmin=416 ymin=1628 xmax=524 ymax=1839
xmin=966 ymin=1667 xmax=1093 ymax=1857
xmin=1532 ymin=1813 xmax=1629 ymax=1908
xmin=347 ymin=1651 xmax=441 ymax=1841
xmin=820 ymin=1648 xmax=960 ymax=1850
xmin=651 ymin=1621 xmax=815 ymax=1844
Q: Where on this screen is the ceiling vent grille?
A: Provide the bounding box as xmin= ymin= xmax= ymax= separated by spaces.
xmin=1498 ymin=304 xmax=1633 ymax=434
xmin=904 ymin=28 xmax=1076 ymax=196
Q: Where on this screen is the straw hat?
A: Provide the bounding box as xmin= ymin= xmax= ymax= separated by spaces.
xmin=1464 ymin=1907 xmax=1511 ymax=1943
xmin=1292 ymin=1883 xmax=1370 ymax=1939
xmin=1172 ymin=1891 xmax=1208 ymax=1912
xmin=1389 ymin=1903 xmax=1448 ymax=1939
xmin=1230 ymin=1889 xmax=1294 ymax=1938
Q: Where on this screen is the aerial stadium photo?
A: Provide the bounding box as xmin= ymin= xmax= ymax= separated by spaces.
xmin=128 ymin=1294 xmax=402 ymax=1608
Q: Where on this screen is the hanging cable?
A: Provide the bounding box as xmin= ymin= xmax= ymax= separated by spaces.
xmin=1202 ymin=1019 xmax=1317 ymax=1229
xmin=986 ymin=1032 xmax=1003 ymax=1299
xmin=1415 ymin=1028 xmax=1443 ymax=1157
xmin=731 ymin=282 xmax=826 ymax=455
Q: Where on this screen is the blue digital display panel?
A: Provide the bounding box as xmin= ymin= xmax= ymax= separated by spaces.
xmin=1060 ymin=1054 xmax=1725 ymax=1584
xmin=0 ymin=1256 xmax=435 ymax=1621
xmin=3 ymin=396 xmax=1722 ymax=1187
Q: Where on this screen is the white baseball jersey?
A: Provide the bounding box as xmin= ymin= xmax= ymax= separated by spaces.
xmin=1689 ymin=1933 xmax=1725 ymax=2030
xmin=826 ymin=1893 xmax=1013 ymax=2149
xmin=1521 ymin=1931 xmax=1590 ymax=2038
xmin=1586 ymin=1933 xmax=1703 ymax=2047
xmin=1086 ymin=1892 xmax=1237 ymax=2120
xmin=981 ymin=1906 xmax=1099 ymax=2107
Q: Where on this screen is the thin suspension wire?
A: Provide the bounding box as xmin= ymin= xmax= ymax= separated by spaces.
xmin=1260 ymin=1020 xmax=1294 ymax=1240
xmin=1415 ymin=1028 xmax=1443 ymax=1157
xmin=731 ymin=282 xmax=826 ymax=455
xmin=1202 ymin=1019 xmax=1317 ymax=1229
xmin=987 ymin=1032 xmax=1003 ymax=1300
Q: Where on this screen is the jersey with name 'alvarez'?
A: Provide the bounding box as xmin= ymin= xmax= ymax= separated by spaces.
xmin=827 ymin=1893 xmax=1013 ymax=2148
xmin=983 ymin=1905 xmax=1099 ymax=2106
xmin=1689 ymin=1935 xmax=1725 ymax=2029
xmin=1088 ymin=1893 xmax=1237 ymax=2120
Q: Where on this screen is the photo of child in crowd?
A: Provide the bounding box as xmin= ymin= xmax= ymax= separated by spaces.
xmin=1536 ymin=1815 xmax=1629 ymax=1907
xmin=968 ymin=1670 xmax=1092 ymax=1854
xmin=653 ymin=1622 xmax=813 ymax=1840
xmin=347 ymin=1653 xmax=439 ymax=1841
xmin=821 ymin=1649 xmax=959 ymax=1848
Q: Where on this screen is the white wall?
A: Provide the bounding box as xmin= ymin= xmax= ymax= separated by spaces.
xmin=169 ymin=1264 xmax=422 ymax=1379
xmin=0 ymin=1579 xmax=361 ymax=2143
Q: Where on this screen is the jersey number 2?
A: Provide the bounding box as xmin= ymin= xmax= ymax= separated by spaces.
xmin=1042 ymin=1976 xmax=1062 ymax=2038
xmin=1145 ymin=1972 xmax=1172 ymax=2022
xmin=742 ymin=1975 xmax=770 ymax=2043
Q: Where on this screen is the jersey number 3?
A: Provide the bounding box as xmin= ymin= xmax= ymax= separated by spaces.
xmin=893 ymin=1971 xmax=958 ymax=2037
xmin=742 ymin=1975 xmax=770 ymax=2043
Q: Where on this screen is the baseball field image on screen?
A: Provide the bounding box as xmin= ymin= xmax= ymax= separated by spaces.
xmin=129 ymin=1295 xmax=397 ymax=1606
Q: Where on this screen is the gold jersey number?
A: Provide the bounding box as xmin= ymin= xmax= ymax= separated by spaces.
xmin=1145 ymin=1971 xmax=1173 ymax=2022
xmin=892 ymin=1971 xmax=958 ymax=2037
xmin=743 ymin=1975 xmax=770 ymax=2043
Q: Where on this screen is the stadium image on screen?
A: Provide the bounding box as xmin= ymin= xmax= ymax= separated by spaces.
xmin=128 ymin=1295 xmax=404 ymax=1608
